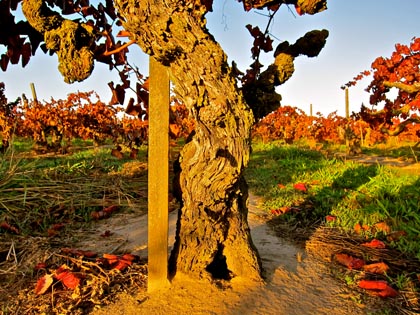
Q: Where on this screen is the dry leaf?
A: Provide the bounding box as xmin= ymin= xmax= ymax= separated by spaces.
xmin=35 ymin=274 xmax=53 ymax=295
xmin=293 ymin=183 xmax=307 ymax=192
xmin=358 ymin=280 xmax=398 ymax=298
xmin=325 ymin=215 xmax=337 ymax=222
xmin=374 ymin=222 xmax=391 ymax=234
xmin=335 ymin=253 xmax=365 ymax=270
xmin=54 ymin=265 xmax=80 ymax=290
xmin=361 ymin=239 xmax=386 ymax=249
xmin=363 ymin=262 xmax=389 ymax=275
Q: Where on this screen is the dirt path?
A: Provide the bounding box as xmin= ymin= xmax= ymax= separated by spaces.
xmin=81 ymin=194 xmax=382 ymax=315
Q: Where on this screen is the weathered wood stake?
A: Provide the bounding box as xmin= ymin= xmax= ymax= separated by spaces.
xmin=148 ymin=57 xmax=170 ymax=292
xmin=30 ymin=82 xmax=38 ymax=102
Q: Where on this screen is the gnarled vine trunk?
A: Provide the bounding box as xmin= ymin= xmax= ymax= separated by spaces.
xmin=116 ymin=0 xmax=262 ymax=280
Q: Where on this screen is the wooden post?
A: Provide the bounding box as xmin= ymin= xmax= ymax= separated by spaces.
xmin=345 ymin=88 xmax=350 ymax=119
xmin=148 ymin=57 xmax=170 ymax=292
xmin=345 ymin=88 xmax=350 ymax=148
xmin=30 ymin=82 xmax=38 ymax=102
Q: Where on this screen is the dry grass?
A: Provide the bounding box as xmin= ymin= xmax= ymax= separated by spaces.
xmin=307 ymin=227 xmax=420 ymax=315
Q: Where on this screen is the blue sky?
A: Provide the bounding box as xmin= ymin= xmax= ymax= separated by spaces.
xmin=2 ymin=0 xmax=420 ymax=116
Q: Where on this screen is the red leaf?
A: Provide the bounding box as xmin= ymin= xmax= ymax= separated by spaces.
xmin=325 ymin=215 xmax=337 ymax=222
xmin=335 ymin=253 xmax=365 ymax=270
xmin=55 ymin=267 xmax=80 ymax=290
xmin=271 ymin=206 xmax=291 ymax=216
xmin=293 ymin=183 xmax=307 ymax=192
xmin=358 ymin=279 xmax=388 ymax=290
xmin=103 ymin=253 xmax=119 ymax=265
xmin=121 ymin=253 xmax=137 ymax=262
xmin=361 ymin=239 xmax=386 ymax=249
xmin=358 ymin=280 xmax=398 ymax=298
xmin=35 ymin=274 xmax=53 ymax=295
xmin=410 ymin=38 xmax=420 ymax=52
xmin=113 ymin=259 xmax=131 ymax=271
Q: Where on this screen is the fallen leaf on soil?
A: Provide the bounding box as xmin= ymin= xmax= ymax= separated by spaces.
xmin=0 ymin=221 xmax=20 ymax=234
xmin=325 ymin=215 xmax=337 ymax=222
xmin=61 ymin=247 xmax=97 ymax=258
xmin=121 ymin=254 xmax=137 ymax=262
xmin=374 ymin=222 xmax=391 ymax=234
xmin=362 ymin=262 xmax=389 ymax=275
xmin=386 ymin=230 xmax=407 ymax=242
xmin=358 ymin=280 xmax=398 ymax=297
xmin=100 ymin=230 xmax=113 ymax=237
xmin=91 ymin=205 xmax=119 ymax=220
xmin=54 ymin=266 xmax=80 ymax=290
xmin=354 ymin=223 xmax=370 ymax=234
xmin=293 ymin=183 xmax=307 ymax=192
xmin=35 ymin=274 xmax=53 ymax=295
xmin=334 ymin=253 xmax=365 ymax=269
xmin=103 ymin=253 xmax=119 ymax=265
xmin=111 ymin=148 xmax=124 ymax=159
xmin=34 ymin=262 xmax=48 ymax=270
xmin=277 ymin=183 xmax=286 ymax=189
xmin=361 ymin=239 xmax=386 ymax=249
xmin=113 ymin=259 xmax=132 ymax=271
xmin=47 ymin=223 xmax=66 ymax=237
xmin=271 ymin=206 xmax=291 ymax=215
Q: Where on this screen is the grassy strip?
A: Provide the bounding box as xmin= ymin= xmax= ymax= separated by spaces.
xmin=0 ymin=143 xmax=148 ymax=236
xmin=246 ymin=140 xmax=420 ymax=259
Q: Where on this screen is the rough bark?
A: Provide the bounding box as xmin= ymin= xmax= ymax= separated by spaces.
xmin=115 ymin=0 xmax=262 ymax=281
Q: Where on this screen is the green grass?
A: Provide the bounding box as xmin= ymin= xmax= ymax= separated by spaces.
xmin=246 ymin=140 xmax=420 ymax=259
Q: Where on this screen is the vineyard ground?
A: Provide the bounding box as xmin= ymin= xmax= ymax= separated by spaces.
xmin=1 ymin=140 xmax=419 ymax=314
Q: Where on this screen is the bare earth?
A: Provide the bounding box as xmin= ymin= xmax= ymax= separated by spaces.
xmin=72 ymin=194 xmax=384 ymax=315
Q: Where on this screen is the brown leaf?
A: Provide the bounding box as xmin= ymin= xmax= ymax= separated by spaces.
xmin=386 ymin=230 xmax=407 ymax=242
xmin=35 ymin=274 xmax=53 ymax=295
xmin=111 ymin=148 xmax=124 ymax=159
xmin=335 ymin=253 xmax=365 ymax=270
xmin=363 ymin=262 xmax=390 ymax=275
xmin=103 ymin=205 xmax=119 ymax=214
xmin=0 ymin=221 xmax=20 ymax=234
xmin=61 ymin=247 xmax=97 ymax=258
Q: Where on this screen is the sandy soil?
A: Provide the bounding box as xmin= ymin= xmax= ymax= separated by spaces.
xmin=72 ymin=195 xmax=384 ymax=315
